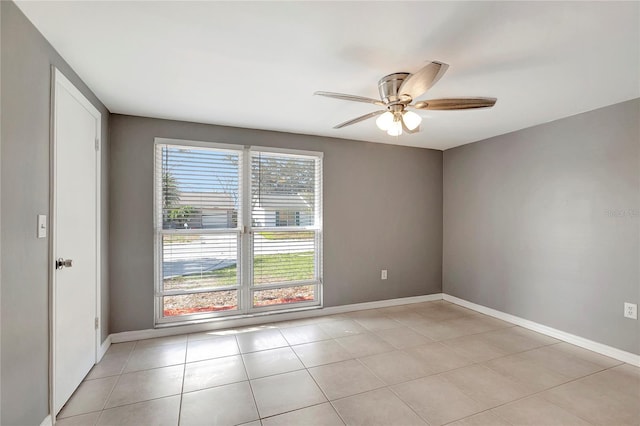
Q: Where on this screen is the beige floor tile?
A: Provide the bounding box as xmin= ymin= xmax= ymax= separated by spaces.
xmin=484 ymin=353 xmax=571 ymax=392
xmin=58 ymin=376 xmax=118 ymax=418
xmin=405 ymin=342 xmax=473 ymax=374
xmin=344 ymin=309 xmax=382 ymax=319
xmin=442 ymin=364 xmax=534 ymax=408
xmin=410 ymin=320 xmax=470 ymax=341
xmin=61 ymin=310 xmax=636 ymax=426
xmin=517 ymin=345 xmax=610 ymax=379
xmin=541 ymin=376 xmax=640 ymax=425
xmin=410 ymin=300 xmax=451 ymax=311
xmin=292 ymin=340 xmax=353 ymax=368
xmin=180 ymin=381 xmax=259 ymax=426
xmin=441 ymin=304 xmax=476 ymax=315
xmin=104 ymin=342 xmax=135 ymax=356
xmin=376 ymin=305 xmax=415 ymax=315
xmin=551 ymin=342 xmax=623 ymax=368
xmin=418 ymin=305 xmax=474 ymax=322
xmin=408 ymin=319 xmax=447 ymax=337
xmin=97 ymin=395 xmax=180 ymax=426
xmin=491 ymin=395 xmax=592 ymax=426
xmin=123 ymin=342 xmax=186 ymax=372
xmin=335 ymin=333 xmax=394 ymax=358
xmin=324 ymin=313 xmax=350 ymax=321
xmin=187 ymin=329 xmax=241 ymax=342
xmin=243 ymin=346 xmax=304 ymax=379
xmin=359 ymin=350 xmax=431 ymax=385
xmin=352 ymin=315 xmax=402 ymax=331
xmin=467 ymin=314 xmax=514 ymax=330
xmin=374 ymin=327 xmax=432 ymax=349
xmin=183 ymin=354 xmax=247 ymax=392
xmin=568 ymin=364 xmax=640 ymax=409
xmin=281 ymin=324 xmax=332 ymax=345
xmin=391 ymin=375 xmax=485 ymax=425
xmin=448 ymin=411 xmax=512 ymax=426
xmin=251 ymin=370 xmax=327 ymax=418
xmin=104 ymin=365 xmax=183 ymax=409
xmin=481 ymin=327 xmax=559 ymax=353
xmin=56 ymin=411 xmax=101 ymax=426
xmin=276 ymin=316 xmax=339 ymax=328
xmin=332 ymin=388 xmax=426 ymax=426
xmin=385 ymin=310 xmax=432 ymax=326
xmin=135 ymin=334 xmax=188 ymax=348
xmin=416 ymin=315 xmax=513 ymax=341
xmin=442 ymin=333 xmax=511 ymax=362
xmin=236 ymin=329 xmax=289 ymax=353
xmin=186 ymin=335 xmax=239 ymax=362
xmin=261 ymin=403 xmax=344 ymax=426
xmin=86 ymin=351 xmax=130 ymax=379
xmin=583 ymin=363 xmax=640 ymax=395
xmin=412 ymin=319 xmax=474 ymax=341
xmin=309 ymin=359 xmax=384 ymax=400
xmin=319 ymin=319 xmax=367 ymax=338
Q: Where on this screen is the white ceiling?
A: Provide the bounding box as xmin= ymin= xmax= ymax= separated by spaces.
xmin=16 ymin=1 xmax=640 ymax=150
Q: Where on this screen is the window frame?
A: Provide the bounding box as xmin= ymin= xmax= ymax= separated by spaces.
xmin=153 ymin=138 xmax=323 ymax=326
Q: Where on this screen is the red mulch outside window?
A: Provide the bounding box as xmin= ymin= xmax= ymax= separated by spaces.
xmin=253 ymin=295 xmax=312 ymax=307
xmin=164 ymin=294 xmax=314 ymax=317
xmin=164 ymin=305 xmax=237 ymax=317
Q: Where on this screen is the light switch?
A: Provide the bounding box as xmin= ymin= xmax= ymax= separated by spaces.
xmin=37 ymin=215 xmax=47 ymax=238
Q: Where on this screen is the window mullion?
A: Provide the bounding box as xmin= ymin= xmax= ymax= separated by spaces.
xmin=241 ymin=147 xmax=252 ymax=313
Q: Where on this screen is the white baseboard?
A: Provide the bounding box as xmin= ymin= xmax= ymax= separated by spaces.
xmin=40 ymin=414 xmax=52 ymax=426
xmin=444 ymin=294 xmax=640 ymax=367
xmin=98 ymin=335 xmax=112 ymax=361
xmin=110 ymin=293 xmax=444 ymax=343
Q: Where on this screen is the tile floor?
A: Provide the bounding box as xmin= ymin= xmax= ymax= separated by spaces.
xmin=57 ymin=300 xmax=640 ymax=426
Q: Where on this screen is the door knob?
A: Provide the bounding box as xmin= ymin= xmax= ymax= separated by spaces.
xmin=56 ymin=258 xmax=73 ymax=270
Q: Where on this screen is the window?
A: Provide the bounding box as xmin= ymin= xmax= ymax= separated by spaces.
xmin=155 ymin=139 xmax=322 ymax=324
xmin=251 ymin=150 xmax=322 ymax=308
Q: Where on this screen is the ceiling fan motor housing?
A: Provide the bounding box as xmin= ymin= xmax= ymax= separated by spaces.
xmin=378 ymin=73 xmax=410 ymax=105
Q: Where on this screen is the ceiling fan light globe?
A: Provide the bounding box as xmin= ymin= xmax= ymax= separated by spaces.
xmin=403 ymin=110 xmax=422 ymax=131
xmin=376 ymin=111 xmax=394 ymax=131
xmin=387 ymin=121 xmax=403 ymax=136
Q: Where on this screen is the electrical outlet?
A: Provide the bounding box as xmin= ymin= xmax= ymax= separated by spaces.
xmin=624 ymin=303 xmax=637 ymax=320
xmin=381 ymin=269 xmax=387 ymax=280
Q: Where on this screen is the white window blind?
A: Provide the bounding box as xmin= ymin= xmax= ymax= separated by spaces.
xmin=155 ymin=144 xmax=242 ymax=319
xmin=158 ymin=146 xmax=241 ymax=230
xmin=250 ymin=151 xmax=322 ymax=294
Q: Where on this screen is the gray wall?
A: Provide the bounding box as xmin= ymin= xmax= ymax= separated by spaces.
xmin=109 ymin=114 xmax=443 ymax=333
xmin=0 ymin=2 xmax=110 ymax=424
xmin=443 ymin=99 xmax=640 ymax=355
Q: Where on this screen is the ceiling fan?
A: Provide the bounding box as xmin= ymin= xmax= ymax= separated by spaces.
xmin=314 ymin=61 xmax=497 ymax=136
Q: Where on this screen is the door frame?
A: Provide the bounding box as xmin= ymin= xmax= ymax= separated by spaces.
xmin=48 ymin=66 xmax=102 ymax=417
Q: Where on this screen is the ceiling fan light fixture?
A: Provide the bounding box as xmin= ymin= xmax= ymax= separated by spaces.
xmin=402 ymin=110 xmax=422 ymax=131
xmin=315 ymin=60 xmax=497 ymax=136
xmin=387 ymin=119 xmax=403 ymax=136
xmin=375 ymin=111 xmax=394 ymax=131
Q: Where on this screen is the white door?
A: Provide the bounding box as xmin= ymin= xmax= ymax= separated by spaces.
xmin=52 ymin=68 xmax=101 ymax=414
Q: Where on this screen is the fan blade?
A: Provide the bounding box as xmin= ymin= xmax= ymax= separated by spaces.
xmin=413 ymin=97 xmax=497 ymax=110
xmin=315 ymin=91 xmax=384 ymax=106
xmin=401 ymin=118 xmax=420 ymax=135
xmin=398 ymin=61 xmax=449 ymax=100
xmin=333 ymin=110 xmax=386 ymax=129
